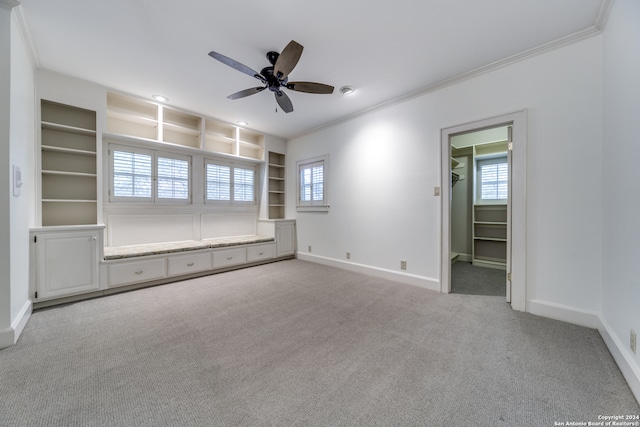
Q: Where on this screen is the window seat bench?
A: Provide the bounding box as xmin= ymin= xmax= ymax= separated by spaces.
xmin=103 ymin=235 xmax=275 ymax=260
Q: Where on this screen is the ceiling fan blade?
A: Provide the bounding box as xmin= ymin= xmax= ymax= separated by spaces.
xmin=227 ymin=86 xmax=266 ymax=100
xmin=208 ymin=51 xmax=266 ymax=83
xmin=275 ymin=90 xmax=293 ymax=113
xmin=286 ymin=82 xmax=334 ymax=94
xmin=274 ymin=40 xmax=303 ymax=79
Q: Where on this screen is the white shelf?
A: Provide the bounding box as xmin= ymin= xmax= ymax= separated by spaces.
xmin=41 ymin=145 xmax=96 ymax=157
xmin=42 ymin=121 xmax=96 ymax=136
xmin=40 ymin=100 xmax=98 ymax=227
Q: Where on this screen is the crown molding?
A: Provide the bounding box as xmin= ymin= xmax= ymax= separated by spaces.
xmin=291 ymin=1 xmax=612 ymax=141
xmin=11 ymin=4 xmax=39 ymax=67
xmin=0 ymin=0 xmax=19 ymax=11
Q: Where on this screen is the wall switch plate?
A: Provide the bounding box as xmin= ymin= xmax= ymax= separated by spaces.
xmin=434 ymin=187 xmax=441 ymax=196
xmin=631 ymin=330 xmax=637 ymax=354
xmin=400 ymin=260 xmax=407 ymax=270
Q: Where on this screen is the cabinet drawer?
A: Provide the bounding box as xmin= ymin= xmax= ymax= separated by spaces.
xmin=212 ymin=247 xmax=246 ymax=268
xmin=108 ymin=258 xmax=166 ymax=288
xmin=247 ymin=243 xmax=275 ymax=262
xmin=168 ymin=252 xmax=212 ymax=276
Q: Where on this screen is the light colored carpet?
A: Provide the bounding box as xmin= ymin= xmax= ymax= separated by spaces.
xmin=452 ymin=261 xmax=506 ymax=296
xmin=1 ymin=259 xmax=638 ymax=426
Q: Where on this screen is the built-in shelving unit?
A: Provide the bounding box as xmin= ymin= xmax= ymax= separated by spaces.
xmin=162 ymin=107 xmax=201 ymax=148
xmin=40 ymin=100 xmax=97 ymax=226
xmin=268 ymin=152 xmax=286 ymax=219
xmin=106 ymin=92 xmax=264 ymax=161
xmin=472 ymin=204 xmax=507 ymax=269
xmin=106 ymin=92 xmax=158 ymax=140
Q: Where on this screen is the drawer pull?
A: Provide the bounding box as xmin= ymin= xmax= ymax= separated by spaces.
xmin=187 ymin=262 xmax=194 ymax=266
xmin=226 ymin=256 xmax=233 ymax=260
xmin=134 ymin=270 xmax=143 ymax=275
xmin=258 ymin=251 xmax=264 ymax=255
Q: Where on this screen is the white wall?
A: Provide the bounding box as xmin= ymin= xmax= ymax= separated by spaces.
xmin=288 ymin=35 xmax=604 ymax=313
xmin=601 ymin=0 xmax=640 ymax=399
xmin=0 ymin=3 xmax=35 ymax=348
xmin=0 ymin=4 xmax=13 ymax=348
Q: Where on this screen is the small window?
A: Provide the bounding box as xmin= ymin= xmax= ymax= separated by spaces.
xmin=477 ymin=156 xmax=508 ymax=202
xmin=297 ymin=155 xmax=329 ymax=211
xmin=205 ymin=159 xmax=256 ymax=205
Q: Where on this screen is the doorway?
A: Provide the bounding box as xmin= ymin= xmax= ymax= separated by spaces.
xmin=440 ymin=111 xmax=527 ymax=311
xmin=450 ymin=126 xmax=510 ymax=297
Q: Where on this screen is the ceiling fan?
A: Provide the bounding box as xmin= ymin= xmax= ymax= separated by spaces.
xmin=208 ymin=40 xmax=334 ymax=113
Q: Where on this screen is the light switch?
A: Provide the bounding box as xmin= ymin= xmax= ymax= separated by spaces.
xmin=434 ymin=186 xmax=441 ymax=196
xmin=13 ymin=165 xmax=23 ymax=196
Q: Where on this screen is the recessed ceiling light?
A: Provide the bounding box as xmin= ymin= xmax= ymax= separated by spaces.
xmin=236 ymin=121 xmax=248 ymax=126
xmin=340 ymin=86 xmax=355 ymax=95
xmin=152 ymin=95 xmax=169 ymax=102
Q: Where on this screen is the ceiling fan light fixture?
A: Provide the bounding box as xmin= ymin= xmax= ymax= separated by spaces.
xmin=236 ymin=121 xmax=248 ymax=126
xmin=340 ymin=86 xmax=355 ymax=95
xmin=152 ymin=94 xmax=169 ymax=102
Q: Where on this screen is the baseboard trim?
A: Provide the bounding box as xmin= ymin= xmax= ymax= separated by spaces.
xmin=597 ymin=316 xmax=640 ymax=404
xmin=527 ymin=299 xmax=639 ymax=404
xmin=297 ymin=253 xmax=440 ymax=292
xmin=527 ymin=299 xmax=601 ymax=328
xmin=13 ymin=300 xmax=32 ymax=341
xmin=0 ymin=300 xmax=32 ymax=349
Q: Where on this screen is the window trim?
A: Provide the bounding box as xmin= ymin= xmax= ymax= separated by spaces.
xmin=204 ymin=158 xmax=257 ymax=206
xmin=296 ymin=154 xmax=329 ymax=212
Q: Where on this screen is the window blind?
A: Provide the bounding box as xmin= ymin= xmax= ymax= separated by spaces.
xmin=206 ymin=163 xmax=231 ymax=201
xmin=113 ymin=150 xmax=152 ymax=198
xmin=234 ymin=167 xmax=255 ymax=202
xmin=479 ymin=158 xmax=508 ymax=200
xmin=157 ymin=156 xmax=189 ymax=200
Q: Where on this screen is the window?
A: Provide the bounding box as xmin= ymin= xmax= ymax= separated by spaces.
xmin=297 ymin=155 xmax=329 ymax=211
xmin=110 ymin=144 xmax=190 ymax=203
xmin=477 ymin=156 xmax=508 ymax=202
xmin=112 ymin=148 xmax=152 ymax=201
xmin=157 ymin=156 xmax=189 ymax=201
xmin=205 ymin=159 xmax=256 ymax=205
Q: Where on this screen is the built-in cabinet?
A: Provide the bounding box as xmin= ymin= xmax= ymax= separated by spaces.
xmin=276 ymin=220 xmax=296 ymax=256
xmin=40 ymin=100 xmax=98 ymax=226
xmin=472 ymin=204 xmax=507 ymax=269
xmin=32 ymin=92 xmax=296 ymax=307
xmin=268 ymin=152 xmax=286 ymax=219
xmin=106 ymin=92 xmax=264 ymax=160
xmin=31 ymin=226 xmax=103 ymax=301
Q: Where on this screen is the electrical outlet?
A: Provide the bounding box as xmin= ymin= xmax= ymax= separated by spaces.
xmin=631 ymin=330 xmax=637 ymax=354
xmin=400 ymin=260 xmax=407 ymax=270
xmin=346 ymin=251 xmax=351 ymax=260
xmin=308 ymin=245 xmax=312 ymax=252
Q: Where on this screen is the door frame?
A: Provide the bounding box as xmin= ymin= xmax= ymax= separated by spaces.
xmin=440 ymin=110 xmax=527 ymax=311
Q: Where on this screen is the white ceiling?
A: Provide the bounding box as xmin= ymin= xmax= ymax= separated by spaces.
xmin=19 ymin=0 xmax=607 ymax=139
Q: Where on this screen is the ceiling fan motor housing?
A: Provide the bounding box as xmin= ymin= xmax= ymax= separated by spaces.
xmin=261 ymin=66 xmax=288 ymax=91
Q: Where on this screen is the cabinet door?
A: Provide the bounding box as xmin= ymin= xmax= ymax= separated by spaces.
xmin=276 ymin=221 xmax=296 ymax=257
xmin=35 ymin=231 xmax=100 ymax=300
